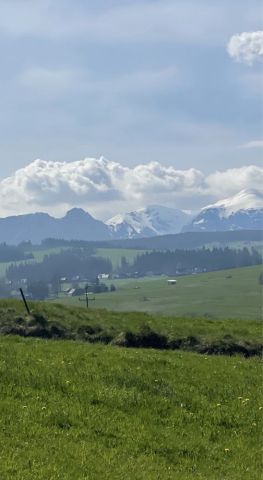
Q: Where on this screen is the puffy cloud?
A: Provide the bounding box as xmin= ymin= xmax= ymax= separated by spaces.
xmin=0 ymin=157 xmax=262 ymax=218
xmin=206 ymin=165 xmax=263 ymax=197
xmin=227 ymin=31 xmax=263 ymax=65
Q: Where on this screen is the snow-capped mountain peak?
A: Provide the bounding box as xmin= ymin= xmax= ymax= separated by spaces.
xmin=106 ymin=205 xmax=192 ymax=238
xmin=203 ymin=189 xmax=263 ymax=218
xmin=183 ymin=189 xmax=263 ymax=232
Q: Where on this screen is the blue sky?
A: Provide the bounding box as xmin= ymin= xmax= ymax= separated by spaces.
xmin=0 ymin=0 xmax=262 ymax=217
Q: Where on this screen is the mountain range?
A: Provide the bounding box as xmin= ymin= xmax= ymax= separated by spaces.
xmin=0 ymin=189 xmax=262 ymax=244
xmin=106 ymin=205 xmax=191 ymax=238
xmin=184 ymin=189 xmax=263 ymax=232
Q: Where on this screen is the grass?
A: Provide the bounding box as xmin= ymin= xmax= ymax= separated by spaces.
xmin=0 ymin=299 xmax=261 ymax=354
xmin=0 ymin=335 xmax=261 ymax=479
xmin=58 ymin=265 xmax=263 ymax=320
xmin=0 ymin=299 xmax=261 ymax=478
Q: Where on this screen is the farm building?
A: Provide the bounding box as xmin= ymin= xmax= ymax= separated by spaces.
xmin=98 ymin=273 xmax=110 ymax=280
xmin=66 ymin=288 xmax=85 ymax=297
xmin=167 ymin=279 xmax=177 ymax=285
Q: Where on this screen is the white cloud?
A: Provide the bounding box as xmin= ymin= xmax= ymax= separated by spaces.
xmin=0 ymin=157 xmax=262 ymax=218
xmin=227 ymin=31 xmax=263 ymax=65
xmin=206 ymin=165 xmax=263 ymax=197
xmin=240 ymin=140 xmax=263 ymax=149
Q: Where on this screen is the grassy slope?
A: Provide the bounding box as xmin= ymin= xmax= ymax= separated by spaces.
xmin=0 ymin=299 xmax=261 ymax=348
xmin=59 ymin=265 xmax=263 ymax=320
xmin=0 ymin=336 xmax=262 ymax=480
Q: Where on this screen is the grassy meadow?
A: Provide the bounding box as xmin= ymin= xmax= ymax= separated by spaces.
xmin=0 ymin=335 xmax=262 ymax=480
xmin=0 ymin=298 xmax=261 ymax=348
xmin=59 ymin=265 xmax=263 ymax=320
xmin=0 ymin=247 xmax=261 ymax=478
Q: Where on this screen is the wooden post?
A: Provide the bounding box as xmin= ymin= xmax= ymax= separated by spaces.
xmin=85 ymin=285 xmax=89 ymax=309
xmin=19 ymin=288 xmax=31 ymax=315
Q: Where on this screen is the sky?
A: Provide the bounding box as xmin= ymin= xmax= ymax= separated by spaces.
xmin=0 ymin=0 xmax=262 ymax=219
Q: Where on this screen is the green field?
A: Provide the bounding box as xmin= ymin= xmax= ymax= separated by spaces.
xmin=0 ymin=298 xmax=261 ymax=479
xmin=58 ymin=265 xmax=263 ymax=320
xmin=0 ymin=335 xmax=261 ymax=479
xmin=0 ymin=298 xmax=261 ymax=348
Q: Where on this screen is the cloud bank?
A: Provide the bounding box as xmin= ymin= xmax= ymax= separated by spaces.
xmin=227 ymin=31 xmax=263 ymax=65
xmin=0 ymin=158 xmax=262 ymax=218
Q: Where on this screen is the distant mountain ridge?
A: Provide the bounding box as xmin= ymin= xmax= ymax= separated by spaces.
xmin=0 ymin=208 xmax=111 ymax=244
xmin=184 ymin=189 xmax=263 ymax=232
xmin=106 ymin=205 xmax=191 ymax=238
xmin=0 ymin=189 xmax=262 ymax=244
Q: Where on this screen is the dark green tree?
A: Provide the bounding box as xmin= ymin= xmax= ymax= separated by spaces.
xmin=27 ymin=281 xmax=49 ymax=300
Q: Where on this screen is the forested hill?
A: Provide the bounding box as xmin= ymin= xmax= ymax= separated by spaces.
xmin=98 ymin=229 xmax=263 ymax=250
xmin=130 ymin=248 xmax=262 ymax=276
xmin=37 ymin=229 xmax=263 ymax=251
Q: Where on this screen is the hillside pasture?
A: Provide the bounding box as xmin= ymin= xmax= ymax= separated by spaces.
xmin=0 ymin=298 xmax=261 ymax=349
xmin=0 ymin=335 xmax=261 ymax=479
xmin=60 ymin=265 xmax=263 ymax=320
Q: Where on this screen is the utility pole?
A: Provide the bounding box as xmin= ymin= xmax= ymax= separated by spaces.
xmin=79 ymin=284 xmax=95 ymax=308
xmin=85 ymin=284 xmax=89 ymax=309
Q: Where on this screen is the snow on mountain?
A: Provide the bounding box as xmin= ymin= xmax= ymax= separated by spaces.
xmin=1 ymin=189 xmax=262 ymax=245
xmin=203 ymin=189 xmax=263 ymax=217
xmin=106 ymin=205 xmax=191 ymax=238
xmin=183 ymin=189 xmax=263 ymax=232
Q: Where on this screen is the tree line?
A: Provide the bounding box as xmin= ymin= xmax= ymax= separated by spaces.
xmin=126 ymin=247 xmax=262 ymax=275
xmin=6 ymin=249 xmax=112 ymax=283
xmin=5 ymin=246 xmax=262 ymax=283
xmin=0 ymin=243 xmax=33 ymax=262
